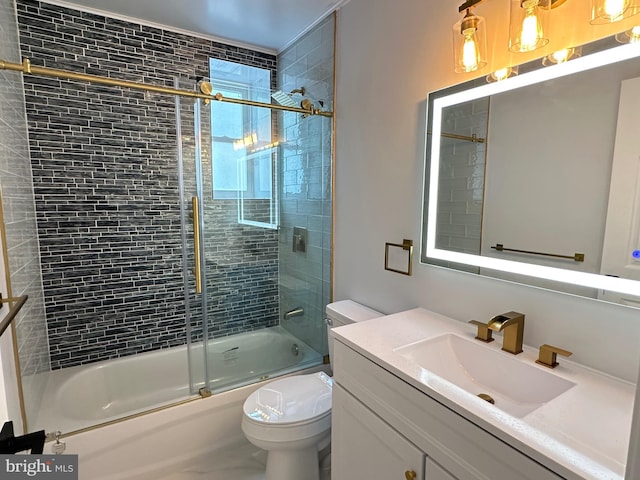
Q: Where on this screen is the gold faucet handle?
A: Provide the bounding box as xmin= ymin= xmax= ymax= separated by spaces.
xmin=536 ymin=344 xmax=572 ymax=369
xmin=468 ymin=320 xmax=494 ymax=343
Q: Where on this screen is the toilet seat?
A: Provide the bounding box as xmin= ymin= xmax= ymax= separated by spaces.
xmin=243 ymin=372 xmax=333 ymax=425
xmin=242 ymin=372 xmax=333 ymax=443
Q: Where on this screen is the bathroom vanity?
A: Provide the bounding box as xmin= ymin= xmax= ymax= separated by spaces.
xmin=331 ymin=308 xmax=634 ymax=480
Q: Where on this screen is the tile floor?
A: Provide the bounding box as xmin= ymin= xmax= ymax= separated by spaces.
xmin=131 ymin=439 xmax=331 ymax=480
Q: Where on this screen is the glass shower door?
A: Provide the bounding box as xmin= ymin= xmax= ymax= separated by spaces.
xmin=198 ymin=93 xmax=289 ymax=394
xmin=176 ymin=86 xmax=208 ymax=396
xmin=177 ymin=80 xmax=328 ymax=397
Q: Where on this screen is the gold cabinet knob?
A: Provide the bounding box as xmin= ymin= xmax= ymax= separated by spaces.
xmin=405 ymin=470 xmax=417 ymax=480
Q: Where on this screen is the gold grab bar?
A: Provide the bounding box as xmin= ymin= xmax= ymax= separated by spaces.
xmin=0 ymin=58 xmax=333 ymax=117
xmin=491 ymin=244 xmax=585 ymax=262
xmin=192 ymin=197 xmax=202 ymax=294
xmin=0 ymin=295 xmax=28 ymax=337
xmin=427 ymin=130 xmax=485 ymax=143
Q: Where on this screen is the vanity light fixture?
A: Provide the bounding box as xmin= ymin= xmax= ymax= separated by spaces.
xmin=591 ymin=0 xmax=640 ymax=24
xmin=486 ymin=65 xmax=519 ymax=82
xmin=454 ymin=0 xmax=566 ymax=73
xmin=232 ymin=132 xmax=258 ymax=151
xmin=454 ymin=0 xmax=639 ymax=74
xmin=453 ymin=8 xmax=488 ymax=73
xmin=615 ymin=24 xmax=640 ymax=41
xmin=542 ymin=46 xmax=582 ymax=65
xmin=509 ymin=0 xmax=551 ymax=52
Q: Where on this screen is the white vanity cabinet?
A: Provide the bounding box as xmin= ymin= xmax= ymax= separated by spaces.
xmin=425 ymin=459 xmax=458 ymax=480
xmin=331 ymin=340 xmax=564 ymax=480
xmin=332 ymin=383 xmax=427 ymax=480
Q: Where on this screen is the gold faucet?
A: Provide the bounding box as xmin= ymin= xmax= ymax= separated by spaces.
xmin=468 ymin=320 xmax=494 ymax=343
xmin=487 ymin=312 xmax=525 ymax=354
xmin=536 ymin=344 xmax=572 ymax=368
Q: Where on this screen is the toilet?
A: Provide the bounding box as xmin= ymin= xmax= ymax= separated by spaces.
xmin=241 ymin=300 xmax=382 ymax=480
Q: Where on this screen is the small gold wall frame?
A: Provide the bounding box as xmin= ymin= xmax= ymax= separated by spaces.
xmin=384 ymin=239 xmax=414 ymax=276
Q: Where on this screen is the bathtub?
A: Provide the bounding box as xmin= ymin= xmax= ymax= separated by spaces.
xmin=69 ymin=363 xmax=330 ymax=480
xmin=30 ymin=325 xmax=322 ymax=435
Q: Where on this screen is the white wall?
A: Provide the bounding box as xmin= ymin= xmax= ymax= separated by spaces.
xmin=334 ymin=2 xmax=640 ymax=474
xmin=333 ymin=0 xmax=640 ymax=384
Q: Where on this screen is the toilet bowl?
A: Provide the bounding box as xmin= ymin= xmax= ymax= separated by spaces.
xmin=241 ymin=300 xmax=382 ymax=480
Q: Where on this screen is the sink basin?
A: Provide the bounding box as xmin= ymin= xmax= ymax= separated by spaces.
xmin=393 ymin=334 xmax=575 ymax=417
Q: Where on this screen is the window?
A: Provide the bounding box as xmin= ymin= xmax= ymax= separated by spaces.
xmin=209 ymin=59 xmax=278 ymax=228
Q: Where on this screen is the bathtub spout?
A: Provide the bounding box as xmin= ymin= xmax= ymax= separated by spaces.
xmin=283 ymin=307 xmax=304 ymax=320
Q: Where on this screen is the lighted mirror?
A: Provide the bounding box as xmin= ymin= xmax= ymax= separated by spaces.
xmin=422 ymin=34 xmax=640 ymax=308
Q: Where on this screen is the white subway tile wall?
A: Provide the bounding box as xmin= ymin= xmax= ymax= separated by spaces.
xmin=0 ymin=0 xmax=50 ymax=428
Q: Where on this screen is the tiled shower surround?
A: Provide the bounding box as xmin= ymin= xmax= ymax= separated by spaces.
xmin=15 ymin=0 xmax=281 ymax=369
xmin=277 ymin=16 xmax=334 ymax=357
xmin=0 ymin=0 xmax=49 ymax=424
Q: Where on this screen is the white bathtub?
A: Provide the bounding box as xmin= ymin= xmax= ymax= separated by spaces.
xmin=30 ymin=326 xmax=322 ymax=435
xmin=68 ymin=363 xmax=330 ymax=480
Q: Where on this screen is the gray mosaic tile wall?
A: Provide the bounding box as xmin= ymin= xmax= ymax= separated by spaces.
xmin=0 ymin=0 xmax=49 ymax=426
xmin=16 ymin=0 xmax=279 ymax=369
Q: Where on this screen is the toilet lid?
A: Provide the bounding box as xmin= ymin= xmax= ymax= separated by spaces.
xmin=243 ymin=372 xmax=333 ymax=425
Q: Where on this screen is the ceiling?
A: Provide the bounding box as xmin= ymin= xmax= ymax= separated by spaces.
xmin=51 ymin=0 xmax=347 ymax=53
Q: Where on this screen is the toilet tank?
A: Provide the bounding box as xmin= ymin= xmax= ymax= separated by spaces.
xmin=325 ymin=300 xmax=382 ymax=364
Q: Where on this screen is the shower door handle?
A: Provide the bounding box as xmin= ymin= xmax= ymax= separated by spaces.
xmin=192 ymin=196 xmax=202 ymax=294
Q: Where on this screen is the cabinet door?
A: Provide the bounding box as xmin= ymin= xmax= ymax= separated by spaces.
xmin=332 ymin=384 xmax=425 ymax=480
xmin=426 ymin=458 xmax=458 ymax=480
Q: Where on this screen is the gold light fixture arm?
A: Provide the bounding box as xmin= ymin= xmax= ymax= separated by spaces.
xmin=0 ymin=58 xmax=333 ymax=117
xmin=459 ymin=0 xmax=566 ymax=11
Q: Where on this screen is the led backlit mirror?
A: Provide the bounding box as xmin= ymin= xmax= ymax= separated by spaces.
xmin=422 ymin=34 xmax=640 ymax=308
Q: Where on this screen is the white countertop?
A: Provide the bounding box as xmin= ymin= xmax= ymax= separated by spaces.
xmin=331 ymin=307 xmax=635 ymax=480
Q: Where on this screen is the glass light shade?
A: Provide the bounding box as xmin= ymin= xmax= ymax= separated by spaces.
xmin=453 ymin=11 xmax=487 ymax=73
xmin=616 ymin=25 xmax=640 ymax=42
xmin=509 ymin=0 xmax=550 ymax=53
xmin=486 ymin=65 xmax=519 ymax=82
xmin=542 ymin=46 xmax=583 ymax=65
xmin=591 ymin=0 xmax=639 ymax=23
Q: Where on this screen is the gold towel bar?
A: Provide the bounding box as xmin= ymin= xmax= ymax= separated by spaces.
xmin=0 ymin=295 xmax=29 ymax=337
xmin=427 ymin=130 xmax=486 ymax=143
xmin=491 ymin=244 xmax=585 ymax=262
xmin=384 ymin=239 xmax=414 ymax=276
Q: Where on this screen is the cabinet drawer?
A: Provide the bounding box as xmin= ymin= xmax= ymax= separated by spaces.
xmin=333 ymin=341 xmax=563 ymax=480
